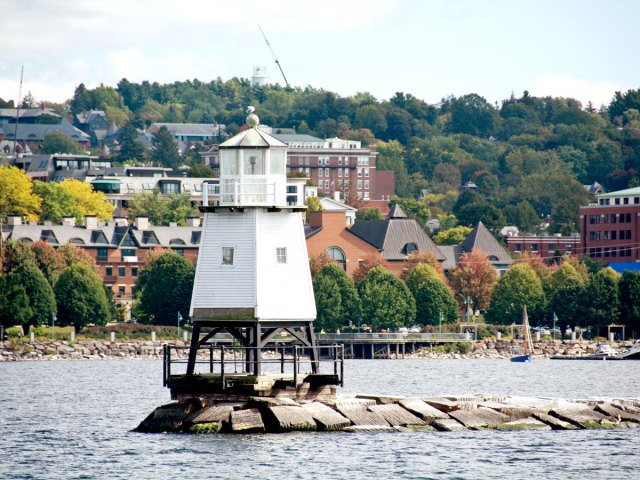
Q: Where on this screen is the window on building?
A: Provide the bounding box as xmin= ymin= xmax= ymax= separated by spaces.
xmin=118 ymin=266 xmax=126 ymax=276
xmin=276 ymin=247 xmax=287 ymax=264
xmin=327 ymin=246 xmax=346 ymax=270
xmin=635 ymin=197 xmax=640 ymax=204
xmin=604 ymin=231 xmax=609 ymax=240
xmin=338 ymin=157 xmax=342 ymax=165
xmin=131 ymin=267 xmax=138 ymax=277
xmin=615 ymin=198 xmax=621 ymax=205
xmin=364 ymin=168 xmax=369 ymax=177
xmin=624 ymin=197 xmax=629 ymax=205
xmin=324 ymin=180 xmax=329 ymax=188
xmin=611 ymin=247 xmax=617 ymax=257
xmin=612 ymin=231 xmax=617 ymax=240
xmin=514 ymin=244 xmax=521 ymax=252
xmin=364 ymin=180 xmax=369 ymax=190
xmin=357 ymin=180 xmax=362 ymax=189
xmin=405 ymin=243 xmax=418 ymax=254
xmin=338 ymin=169 xmax=342 ymax=177
xmin=565 ymin=244 xmax=572 ymax=252
xmin=358 ymin=168 xmax=362 ymax=177
xmin=121 ymin=249 xmax=135 ymax=261
xmin=97 ymin=248 xmax=108 ymax=262
xmin=626 ymin=213 xmax=631 ymax=223
xmin=118 ymin=285 xmax=126 ymax=296
xmin=105 ymin=266 xmax=113 ymax=276
xmin=325 ymin=168 xmax=329 ymax=177
xmin=222 ymin=247 xmax=234 ymax=265
xmin=611 ymin=215 xmax=617 ymax=224
xmin=318 ymin=169 xmax=323 ymax=177
xmin=531 ymin=244 xmax=539 ymax=252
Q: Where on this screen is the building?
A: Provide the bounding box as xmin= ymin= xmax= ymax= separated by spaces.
xmin=349 ymin=205 xmax=445 ymax=276
xmin=305 ymin=210 xmax=378 ymax=277
xmin=1 ymin=215 xmax=201 ymax=316
xmin=439 ymin=222 xmax=513 ymax=276
xmin=0 ymin=118 xmax=90 ymax=152
xmin=505 ymin=234 xmax=582 ymax=260
xmin=579 ymin=186 xmax=640 ymax=262
xmin=319 ymin=195 xmax=357 ymax=227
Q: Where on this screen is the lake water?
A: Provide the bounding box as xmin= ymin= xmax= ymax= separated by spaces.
xmin=1 ymin=358 xmax=639 ymax=479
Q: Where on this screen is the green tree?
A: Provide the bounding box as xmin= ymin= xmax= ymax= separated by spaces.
xmin=485 ymin=263 xmax=545 ymax=325
xmin=6 ymin=260 xmax=56 ymax=330
xmin=151 ymin=126 xmax=181 ymax=169
xmin=433 ymin=226 xmax=472 ymax=245
xmin=448 ymin=93 xmax=500 ymax=138
xmin=312 ymin=273 xmax=343 ymax=332
xmin=619 ymin=271 xmax=640 ymax=337
xmin=357 ymin=266 xmax=416 ymax=331
xmin=58 ymin=179 xmax=115 ymax=222
xmin=0 ymin=277 xmax=32 ymax=328
xmin=304 ymin=196 xmax=323 ymax=223
xmin=356 ymin=207 xmax=383 ymax=221
xmin=0 ymin=165 xmax=41 ymax=222
xmin=583 ymin=268 xmax=620 ymax=337
xmin=117 ymin=121 xmax=146 ymax=163
xmin=503 ymin=200 xmax=540 ymax=233
xmin=54 ymin=264 xmax=110 ymax=330
xmin=29 ymin=240 xmax=63 ymax=286
xmin=187 ymin=164 xmax=216 ymax=178
xmin=405 ymin=264 xmax=458 ymax=325
xmin=133 ymin=251 xmax=194 ymax=325
xmin=316 ymin=263 xmax=361 ymax=327
xmin=456 ymin=203 xmax=505 ymax=231
xmin=33 ymin=181 xmax=76 ymax=224
xmin=127 ymin=190 xmax=198 ymax=225
xmin=548 ymin=276 xmax=586 ymax=332
xmin=40 ymin=131 xmax=83 ymax=154
xmin=375 ymin=140 xmax=411 ymax=197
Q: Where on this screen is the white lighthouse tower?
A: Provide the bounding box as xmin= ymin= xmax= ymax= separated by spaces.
xmin=187 ymin=107 xmax=318 ymax=377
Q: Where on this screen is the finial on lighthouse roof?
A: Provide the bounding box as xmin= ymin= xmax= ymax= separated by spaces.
xmin=246 ymin=106 xmax=259 ymax=128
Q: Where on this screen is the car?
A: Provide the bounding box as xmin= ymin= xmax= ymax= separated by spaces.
xmin=408 ymin=326 xmax=421 ymax=333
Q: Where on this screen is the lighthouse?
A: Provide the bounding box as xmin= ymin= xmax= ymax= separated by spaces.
xmin=186 ymin=107 xmax=318 ymax=377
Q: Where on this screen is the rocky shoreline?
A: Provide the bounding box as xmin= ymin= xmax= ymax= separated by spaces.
xmin=0 ymin=338 xmax=636 ymax=362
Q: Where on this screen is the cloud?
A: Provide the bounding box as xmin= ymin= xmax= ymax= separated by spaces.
xmin=531 ymin=75 xmax=620 ymax=108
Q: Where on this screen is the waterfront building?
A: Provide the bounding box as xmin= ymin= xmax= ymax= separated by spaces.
xmin=505 ymin=234 xmax=582 ymax=261
xmin=579 ymin=186 xmax=640 ymax=262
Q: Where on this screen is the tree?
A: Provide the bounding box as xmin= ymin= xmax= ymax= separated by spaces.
xmin=187 ymin=164 xmax=216 ymax=178
xmin=40 ymin=131 xmax=82 ymax=154
xmin=619 ymin=271 xmax=640 ymax=337
xmin=133 ymin=251 xmax=195 ymax=325
xmin=356 ymin=207 xmax=383 ymax=221
xmin=29 ymin=241 xmax=63 ymax=286
xmin=400 ymin=250 xmax=445 ymax=281
xmin=433 ymin=226 xmax=473 ymax=246
xmin=33 ymin=181 xmax=77 ymax=224
xmin=513 ymin=251 xmax=551 ymax=283
xmin=316 ymin=263 xmax=361 ymax=327
xmin=58 ymin=179 xmax=115 ymax=222
xmin=58 ymin=243 xmax=99 ymax=273
xmin=151 ymin=126 xmax=181 ymax=169
xmin=456 ymin=202 xmax=505 ymax=231
xmin=375 ymin=140 xmax=411 ymax=197
xmin=449 ymin=249 xmax=498 ymax=311
xmin=54 ymin=264 xmax=110 ymax=330
xmin=448 ymin=93 xmax=500 ymax=137
xmin=406 ymin=264 xmax=458 ymax=325
xmin=117 ymin=121 xmax=146 ymax=163
xmin=309 ymin=251 xmax=334 ymax=277
xmin=503 ymin=200 xmax=540 ymax=233
xmin=312 ymin=273 xmax=343 ymax=331
xmin=352 ymin=251 xmax=386 ymax=285
xmin=357 ymin=266 xmax=416 ymax=331
xmin=126 ymin=190 xmax=198 ymax=226
xmin=0 ymin=277 xmax=32 ymax=328
xmin=388 ymin=197 xmax=430 ymax=227
xmin=0 ymin=165 xmax=41 ymax=222
xmin=485 ymin=263 xmax=545 ymax=325
xmin=6 ymin=260 xmax=56 ymax=330
xmin=304 ymin=196 xmax=323 ymax=223
xmin=583 ymin=268 xmax=620 ymax=337
xmin=1 ymin=240 xmax=36 ymax=275
xmin=547 ymin=276 xmax=585 ymax=333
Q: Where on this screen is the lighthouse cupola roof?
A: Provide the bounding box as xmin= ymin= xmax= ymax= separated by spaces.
xmin=219 ymin=106 xmax=287 ymax=149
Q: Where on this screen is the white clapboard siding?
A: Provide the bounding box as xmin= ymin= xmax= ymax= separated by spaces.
xmin=189 ymin=211 xmax=256 ymax=316
xmin=255 ymin=210 xmax=316 ymax=321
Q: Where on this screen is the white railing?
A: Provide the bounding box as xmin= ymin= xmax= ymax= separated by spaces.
xmin=220 ymin=177 xmax=276 ymax=206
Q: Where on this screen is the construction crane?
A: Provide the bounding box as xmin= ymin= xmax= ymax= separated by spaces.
xmin=258 ymin=24 xmax=289 ymax=87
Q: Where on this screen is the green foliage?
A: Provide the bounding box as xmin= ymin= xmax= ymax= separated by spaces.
xmin=0 ymin=277 xmax=32 ymax=327
xmin=6 ymin=260 xmax=56 ymax=328
xmin=619 ymin=271 xmax=640 ymax=335
xmin=316 ymin=263 xmax=361 ymax=326
xmin=583 ymin=268 xmax=620 ymax=337
xmin=357 ymin=266 xmax=416 ymax=330
xmin=405 ymin=264 xmax=458 ymax=325
xmin=117 ymin=121 xmax=146 ymax=163
xmin=187 ymin=164 xmax=216 ymax=178
xmin=0 ymin=165 xmax=41 ymax=222
xmin=133 ymin=251 xmax=195 ymax=325
xmin=54 ymin=264 xmax=110 ymax=330
xmin=356 ymin=207 xmax=383 ymax=221
xmin=503 ymin=200 xmax=540 ymax=233
xmin=388 ymin=197 xmax=430 ymax=227
xmin=127 ymin=190 xmax=198 ymax=226
xmin=312 ymin=273 xmax=343 ymax=332
xmin=33 ymin=181 xmax=77 ymax=223
xmin=151 ymin=126 xmax=181 ymax=169
xmin=433 ymin=226 xmax=472 ymax=245
xmin=40 ymin=131 xmax=83 ymax=154
xmin=485 ymin=263 xmax=545 ymax=325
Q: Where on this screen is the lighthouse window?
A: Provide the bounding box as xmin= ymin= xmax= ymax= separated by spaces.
xmin=222 ymin=247 xmax=235 ymax=265
xmin=276 ymin=247 xmax=287 ymax=264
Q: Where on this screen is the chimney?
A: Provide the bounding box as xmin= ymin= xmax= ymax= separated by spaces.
xmin=169 ymin=222 xmax=178 ymax=228
xmin=135 ymin=216 xmax=149 ymax=230
xmin=333 ymin=191 xmax=341 ymax=202
xmin=309 ymin=211 xmax=324 ymax=228
xmin=186 ymin=217 xmax=201 ymax=228
xmin=7 ymin=216 xmax=22 ymax=226
xmin=44 ymin=220 xmax=53 ymax=226
xmin=84 ymin=216 xmax=98 ymax=230
xmin=114 ymin=217 xmax=128 ymax=226
xmin=62 ymin=217 xmax=76 ymax=227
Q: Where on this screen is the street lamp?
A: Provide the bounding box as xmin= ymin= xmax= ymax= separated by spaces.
xmin=439 ymin=311 xmax=443 ymax=333
xmin=177 ymin=311 xmax=182 ymax=338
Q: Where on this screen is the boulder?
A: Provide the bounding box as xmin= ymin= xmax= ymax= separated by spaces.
xmin=369 ymin=404 xmax=426 ymax=427
xmin=230 ymin=408 xmax=264 ymax=433
xmin=300 ymin=402 xmax=351 ymax=431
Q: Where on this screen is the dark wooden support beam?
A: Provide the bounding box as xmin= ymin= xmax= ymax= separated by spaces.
xmin=186 ymin=323 xmax=202 ymax=375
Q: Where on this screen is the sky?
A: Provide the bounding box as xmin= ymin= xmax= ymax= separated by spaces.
xmin=1 ymin=0 xmax=639 ymax=110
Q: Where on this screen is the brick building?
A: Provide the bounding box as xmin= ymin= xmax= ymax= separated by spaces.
xmin=505 ymin=234 xmax=582 ymax=261
xmin=579 ymin=186 xmax=640 ymax=262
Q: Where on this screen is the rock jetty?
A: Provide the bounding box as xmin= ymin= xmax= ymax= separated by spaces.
xmin=135 ymin=393 xmax=640 ymax=434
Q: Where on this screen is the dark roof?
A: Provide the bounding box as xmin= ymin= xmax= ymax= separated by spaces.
xmin=0 ymin=119 xmax=89 ymax=142
xmin=460 ymin=222 xmax=512 ymax=265
xmin=304 ymin=225 xmax=323 ymax=239
xmin=350 ymin=216 xmax=444 ymax=261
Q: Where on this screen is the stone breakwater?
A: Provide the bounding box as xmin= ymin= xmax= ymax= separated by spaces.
xmin=0 ymin=339 xmax=635 ymax=362
xmin=136 ymin=393 xmax=640 ymax=434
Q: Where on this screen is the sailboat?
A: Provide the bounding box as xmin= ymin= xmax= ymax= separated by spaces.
xmin=511 ymin=305 xmax=534 ymax=362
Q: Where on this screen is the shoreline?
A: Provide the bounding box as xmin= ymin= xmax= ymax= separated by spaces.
xmin=1 ymin=338 xmax=636 ymax=362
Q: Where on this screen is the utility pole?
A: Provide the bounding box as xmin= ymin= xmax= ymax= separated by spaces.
xmin=13 ymin=65 xmax=24 ymax=156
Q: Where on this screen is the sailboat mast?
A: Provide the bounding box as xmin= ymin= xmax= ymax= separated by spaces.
xmin=13 ymin=65 xmax=24 ymax=155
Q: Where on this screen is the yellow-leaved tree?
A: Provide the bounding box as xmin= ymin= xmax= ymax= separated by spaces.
xmin=58 ymin=179 xmax=114 ymax=222
xmin=0 ymin=165 xmax=41 ymax=221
